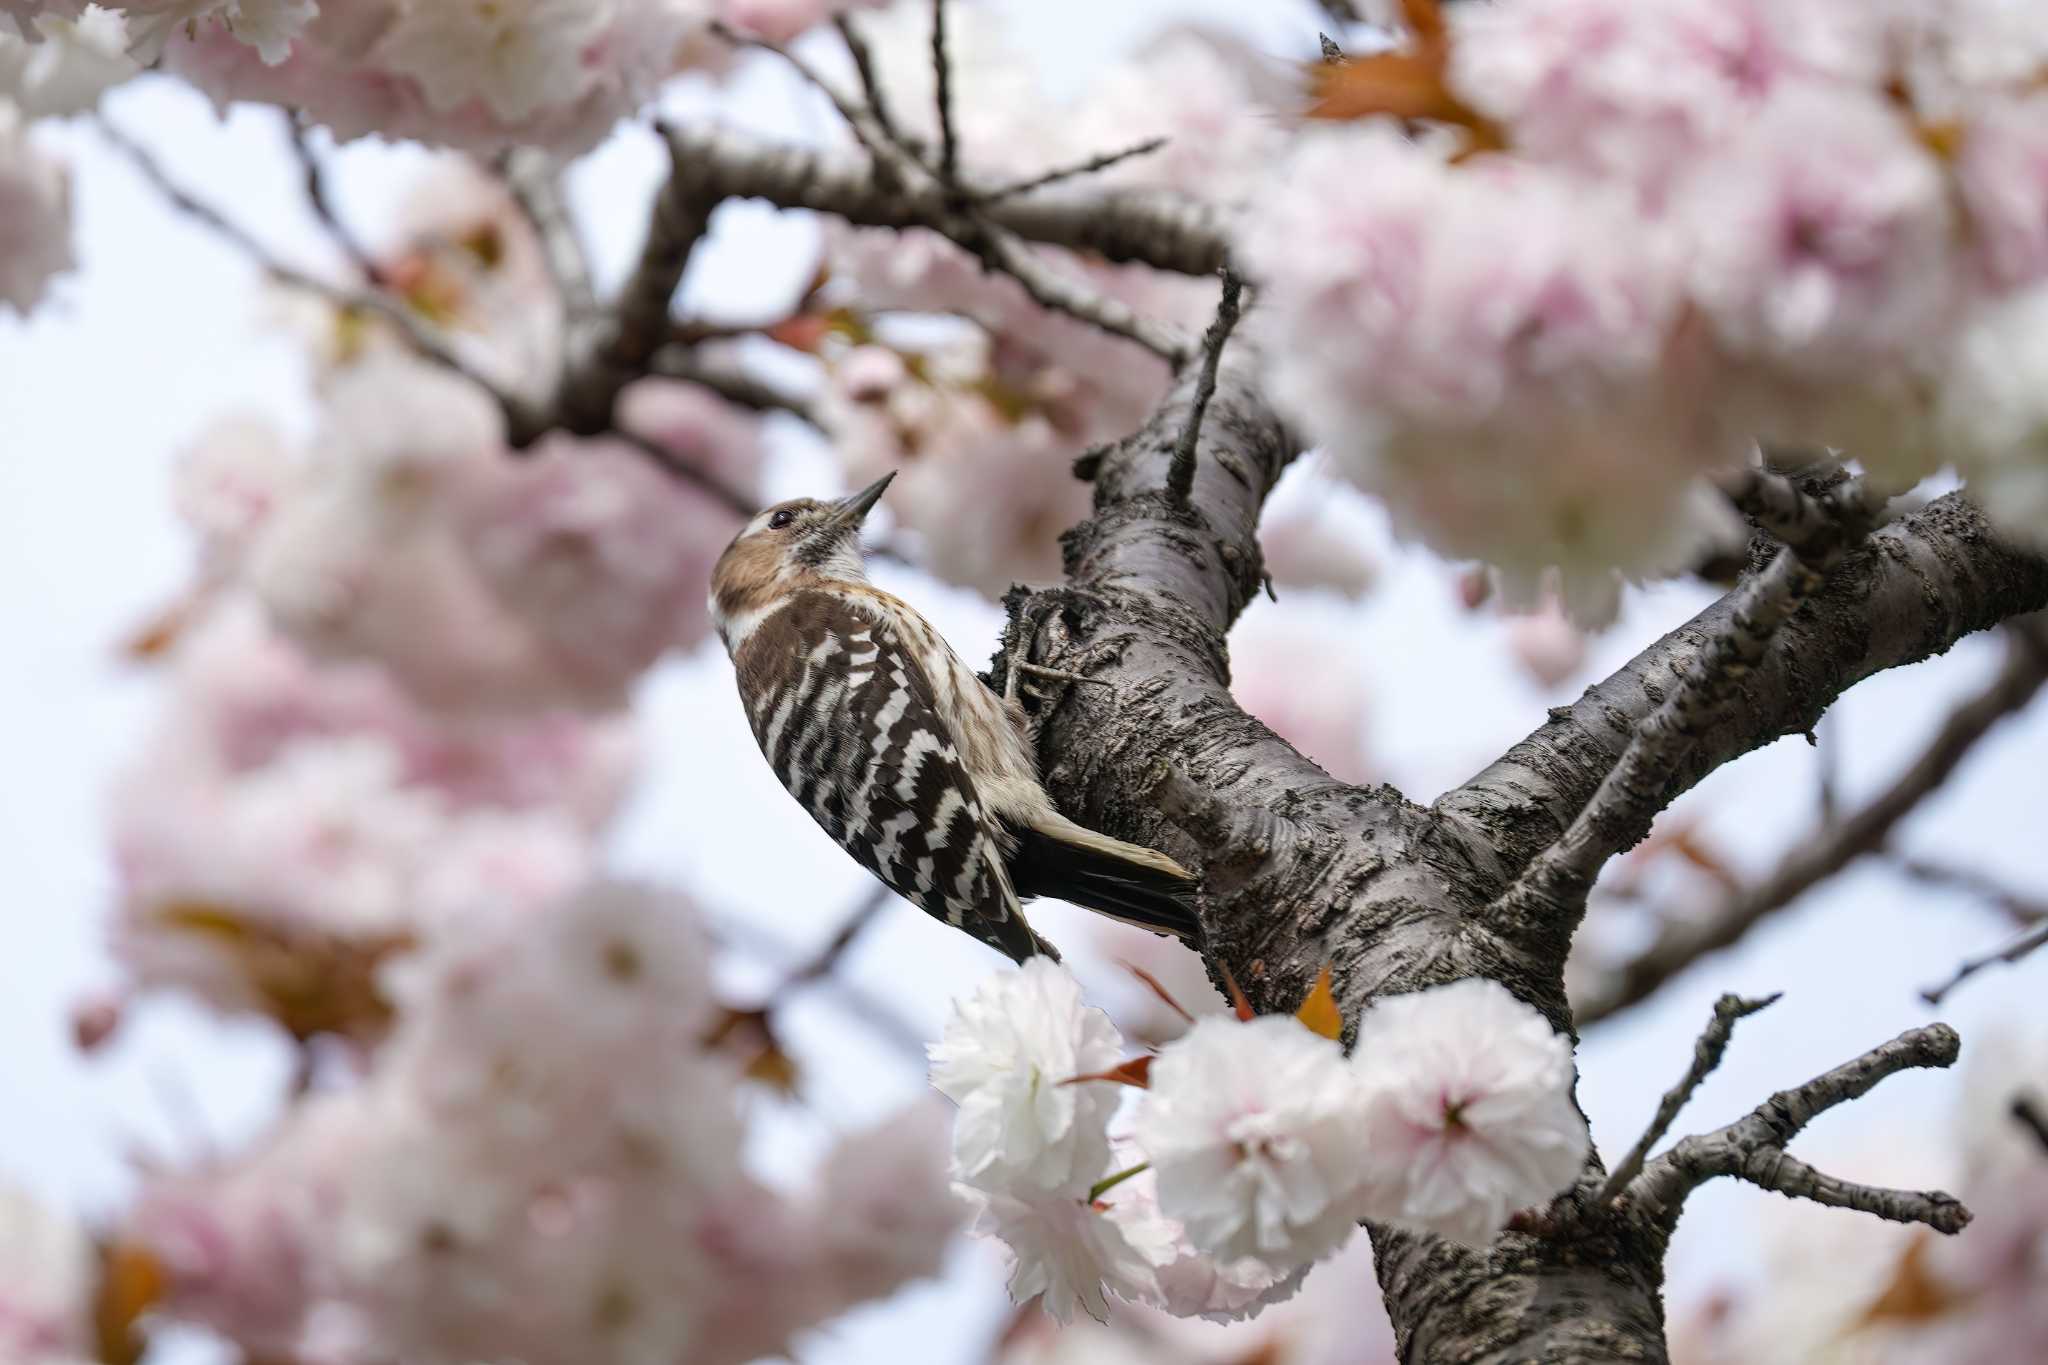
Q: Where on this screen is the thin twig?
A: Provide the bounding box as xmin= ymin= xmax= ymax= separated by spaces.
xmin=282 ymin=113 xmax=380 ymax=283
xmin=97 ymin=114 xmax=523 ymax=419
xmin=650 ymin=346 xmax=821 ymax=428
xmin=711 ymin=20 xmax=916 ymax=184
xmin=1575 ymin=621 xmax=2048 ymax=1026
xmin=608 ymin=426 xmax=759 ymax=519
xmin=980 ymin=137 xmax=1170 ymax=204
xmin=832 ymin=13 xmax=904 ymax=150
xmin=931 ymin=0 xmax=959 ymax=186
xmin=706 ymin=910 xmax=924 ymax=1055
xmin=498 ymin=147 xmax=598 ymax=319
xmin=2014 ymin=1094 xmax=2048 ymax=1155
xmin=1717 ymin=466 xmax=1873 ymax=564
xmin=781 ymin=885 xmax=896 ymax=990
xmin=1627 ymin=1023 xmax=1971 ymax=1235
xmin=1893 ymin=855 xmax=2048 ymax=926
xmin=1597 ymin=993 xmax=1779 ymax=1206
xmin=1167 ymin=271 xmax=1244 ymax=506
xmin=968 ymin=227 xmax=1188 ymax=363
xmin=1921 ymin=919 xmax=2048 ymax=1004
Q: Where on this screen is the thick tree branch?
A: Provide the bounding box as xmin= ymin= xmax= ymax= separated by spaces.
xmin=1626 ymin=1024 xmax=1971 ymax=1235
xmin=1596 ymin=992 xmax=1779 ymax=1205
xmin=657 ymin=123 xmax=1231 ymax=276
xmin=1445 ymin=493 xmax=2048 ymax=974
xmin=1487 ymin=484 xmax=1875 ymax=940
xmin=550 ymin=126 xmax=722 ymax=438
xmin=1574 ymin=618 xmax=2048 ymax=1026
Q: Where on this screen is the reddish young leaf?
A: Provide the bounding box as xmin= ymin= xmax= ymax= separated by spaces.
xmin=1296 ymin=964 xmax=1343 ymax=1040
xmin=1118 ymin=958 xmax=1196 ymax=1025
xmin=1217 ymin=960 xmax=1256 ymax=1022
xmin=1061 ymin=1054 xmax=1154 ymax=1088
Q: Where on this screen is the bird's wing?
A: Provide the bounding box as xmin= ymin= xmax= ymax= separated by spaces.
xmin=734 ymin=590 xmax=1049 ymax=963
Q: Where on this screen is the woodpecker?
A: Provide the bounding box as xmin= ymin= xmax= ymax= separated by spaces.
xmin=708 ymin=473 xmax=1200 ymax=962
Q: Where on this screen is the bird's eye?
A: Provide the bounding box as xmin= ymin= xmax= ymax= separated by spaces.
xmin=767 ymin=508 xmax=797 ymax=530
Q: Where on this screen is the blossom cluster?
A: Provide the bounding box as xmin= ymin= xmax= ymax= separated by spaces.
xmin=123 ymin=881 xmax=959 ymax=1365
xmin=52 ymin=137 xmax=964 ymax=1363
xmin=1242 ymin=0 xmax=2048 ymax=620
xmin=930 ymin=961 xmax=1590 ymax=1323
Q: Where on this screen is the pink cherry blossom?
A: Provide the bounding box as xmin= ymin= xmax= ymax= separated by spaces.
xmin=929 ymin=958 xmax=1125 ymax=1197
xmin=163 ymin=0 xmax=713 ymax=155
xmin=0 ymin=5 xmax=136 ymax=116
xmin=0 ymin=105 xmax=70 ymax=311
xmin=1351 ymin=980 xmax=1589 ymax=1248
xmin=968 ymin=1187 xmax=1161 ymax=1326
xmin=1676 ymin=87 xmax=1958 ymax=384
xmin=0 ymin=1183 xmax=96 ymax=1365
xmin=1134 ymin=1016 xmax=1367 ymax=1270
xmin=1955 ymin=94 xmax=2048 ymax=292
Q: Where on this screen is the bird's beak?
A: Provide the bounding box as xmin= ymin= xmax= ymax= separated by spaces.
xmin=826 ymin=472 xmax=895 ymax=533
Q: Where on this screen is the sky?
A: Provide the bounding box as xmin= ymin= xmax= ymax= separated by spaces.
xmin=2 ymin=3 xmax=2045 ymax=1362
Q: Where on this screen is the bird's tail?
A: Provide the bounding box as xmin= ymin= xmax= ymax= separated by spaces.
xmin=1010 ymin=812 xmax=1202 ymax=944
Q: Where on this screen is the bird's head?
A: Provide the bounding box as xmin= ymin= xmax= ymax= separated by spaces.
xmin=709 ymin=473 xmax=895 ymax=648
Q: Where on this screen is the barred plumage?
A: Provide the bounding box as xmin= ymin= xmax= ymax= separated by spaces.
xmin=709 ymin=474 xmax=1200 ymax=963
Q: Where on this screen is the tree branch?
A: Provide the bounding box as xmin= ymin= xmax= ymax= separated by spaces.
xmin=1596 ymin=992 xmax=1779 ymax=1205
xmin=930 ymin=0 xmax=960 ymax=185
xmin=1445 ymin=493 xmax=2048 ymax=973
xmin=550 ymin=125 xmax=723 ymax=438
xmin=1921 ymin=917 xmax=2048 ymax=1005
xmin=99 ymin=113 xmax=546 ymax=431
xmin=2013 ymin=1095 xmax=2048 ymax=1155
xmin=1166 ymin=270 xmax=1244 ymax=506
xmin=656 ymin=123 xmax=1231 ymax=277
xmin=499 ymin=147 xmax=598 ymax=319
xmin=648 ymin=346 xmax=820 ymax=427
xmin=1627 ymin=1024 xmax=1971 ymax=1235
xmin=282 ymin=113 xmax=380 ymax=284
xmin=1574 ymin=618 xmax=2048 ymax=1026
xmin=979 ymin=136 xmax=1170 ymax=203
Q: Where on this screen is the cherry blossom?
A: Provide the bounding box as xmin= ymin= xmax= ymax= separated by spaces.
xmin=117 ymin=0 xmax=318 ymax=65
xmin=1938 ymin=285 xmax=2048 ymax=549
xmin=1351 ymin=980 xmax=1589 ymax=1248
xmin=1134 ymin=1016 xmax=1367 ymax=1269
xmin=0 ymin=104 xmax=69 ymax=311
xmin=717 ymin=0 xmax=886 ymax=45
xmin=126 ymin=881 xmax=959 ymax=1365
xmin=223 ymin=354 xmax=759 ymax=711
xmin=0 ymin=5 xmax=134 ymax=115
xmin=0 ymin=1183 xmax=96 ymax=1365
xmin=929 ymin=958 xmax=1125 ymax=1197
xmin=968 ymin=1187 xmax=1160 ymax=1326
xmin=1243 ymin=126 xmax=1747 ymax=621
xmin=163 ymin=0 xmax=714 ymax=154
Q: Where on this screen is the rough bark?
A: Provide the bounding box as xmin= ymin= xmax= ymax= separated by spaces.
xmin=996 ymin=355 xmax=2048 ymax=1362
